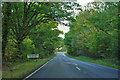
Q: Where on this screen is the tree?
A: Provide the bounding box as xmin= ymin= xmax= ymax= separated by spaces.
xmin=29 ymin=21 xmax=63 ymax=58
xmin=2 ymin=2 xmax=81 ymax=57
xmin=2 ymin=3 xmax=12 ymax=57
xmin=64 ymin=2 xmax=118 ymax=59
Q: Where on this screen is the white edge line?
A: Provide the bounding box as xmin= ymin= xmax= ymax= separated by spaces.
xmin=76 ymin=67 xmax=80 ymax=70
xmin=23 ymin=59 xmax=53 ymax=80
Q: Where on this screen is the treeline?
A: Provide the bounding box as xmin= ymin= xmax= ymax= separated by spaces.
xmin=2 ymin=2 xmax=80 ymax=62
xmin=64 ymin=2 xmax=119 ymax=60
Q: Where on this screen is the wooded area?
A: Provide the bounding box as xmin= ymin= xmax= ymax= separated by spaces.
xmin=2 ymin=2 xmax=80 ymax=63
xmin=2 ymin=2 xmax=119 ymax=67
xmin=1 ymin=2 xmax=120 ymax=78
xmin=64 ymin=2 xmax=119 ymax=65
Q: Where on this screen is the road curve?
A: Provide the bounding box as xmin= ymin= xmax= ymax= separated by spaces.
xmin=25 ymin=52 xmax=119 ymax=78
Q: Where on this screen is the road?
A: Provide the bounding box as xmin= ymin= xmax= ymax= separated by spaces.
xmin=25 ymin=52 xmax=119 ymax=78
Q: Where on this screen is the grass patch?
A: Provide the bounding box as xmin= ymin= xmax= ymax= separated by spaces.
xmin=2 ymin=53 xmax=56 ymax=78
xmin=65 ymin=53 xmax=119 ymax=69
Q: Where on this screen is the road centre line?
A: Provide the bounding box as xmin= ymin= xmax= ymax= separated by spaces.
xmin=76 ymin=67 xmax=80 ymax=70
xmin=67 ymin=62 xmax=71 ymax=64
xmin=63 ymin=54 xmax=65 ymax=56
xmin=23 ymin=59 xmax=53 ymax=80
xmin=74 ymin=64 xmax=78 ymax=66
xmin=66 ymin=62 xmax=78 ymax=66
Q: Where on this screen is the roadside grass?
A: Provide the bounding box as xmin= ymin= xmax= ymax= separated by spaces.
xmin=65 ymin=53 xmax=120 ymax=69
xmin=2 ymin=53 xmax=56 ymax=78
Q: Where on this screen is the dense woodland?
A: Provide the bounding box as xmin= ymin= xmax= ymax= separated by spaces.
xmin=2 ymin=2 xmax=80 ymax=63
xmin=2 ymin=2 xmax=119 ymax=66
xmin=64 ymin=2 xmax=119 ymax=64
xmin=2 ymin=2 xmax=119 ymax=79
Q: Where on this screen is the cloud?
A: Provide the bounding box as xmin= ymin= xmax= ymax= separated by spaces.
xmin=57 ymin=0 xmax=94 ymax=38
xmin=77 ymin=0 xmax=94 ymax=6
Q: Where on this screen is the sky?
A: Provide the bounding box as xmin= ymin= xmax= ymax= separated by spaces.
xmin=58 ymin=0 xmax=94 ymax=38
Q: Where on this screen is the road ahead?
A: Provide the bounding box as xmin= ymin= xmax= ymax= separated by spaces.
xmin=25 ymin=52 xmax=119 ymax=78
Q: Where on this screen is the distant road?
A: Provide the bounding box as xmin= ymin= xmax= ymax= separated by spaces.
xmin=25 ymin=52 xmax=119 ymax=78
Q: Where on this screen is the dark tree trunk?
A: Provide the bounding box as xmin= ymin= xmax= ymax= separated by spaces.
xmin=2 ymin=3 xmax=11 ymax=57
xmin=17 ymin=41 xmax=22 ymax=58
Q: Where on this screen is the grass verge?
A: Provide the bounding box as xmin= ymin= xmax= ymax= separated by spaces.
xmin=65 ymin=53 xmax=119 ymax=69
xmin=2 ymin=53 xmax=56 ymax=78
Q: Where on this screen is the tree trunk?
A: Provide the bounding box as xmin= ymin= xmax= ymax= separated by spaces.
xmin=2 ymin=3 xmax=11 ymax=57
xmin=17 ymin=41 xmax=22 ymax=57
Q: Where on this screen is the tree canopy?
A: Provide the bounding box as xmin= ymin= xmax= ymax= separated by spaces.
xmin=2 ymin=2 xmax=81 ymax=61
xmin=64 ymin=2 xmax=118 ymax=59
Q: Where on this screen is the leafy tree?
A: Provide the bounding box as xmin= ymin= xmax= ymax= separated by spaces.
xmin=2 ymin=3 xmax=12 ymax=57
xmin=2 ymin=2 xmax=81 ymax=59
xmin=29 ymin=21 xmax=63 ymax=58
xmin=64 ymin=2 xmax=118 ymax=59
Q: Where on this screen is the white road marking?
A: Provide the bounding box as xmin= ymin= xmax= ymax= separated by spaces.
xmin=76 ymin=67 xmax=80 ymax=70
xmin=67 ymin=62 xmax=71 ymax=64
xmin=74 ymin=64 xmax=78 ymax=66
xmin=63 ymin=54 xmax=65 ymax=56
xmin=23 ymin=59 xmax=53 ymax=80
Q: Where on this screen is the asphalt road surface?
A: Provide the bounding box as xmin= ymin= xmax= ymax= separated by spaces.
xmin=25 ymin=52 xmax=119 ymax=78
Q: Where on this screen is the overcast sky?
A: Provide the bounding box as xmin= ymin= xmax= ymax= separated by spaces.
xmin=58 ymin=0 xmax=94 ymax=38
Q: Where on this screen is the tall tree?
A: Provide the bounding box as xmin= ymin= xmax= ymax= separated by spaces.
xmin=2 ymin=2 xmax=80 ymax=56
xmin=2 ymin=3 xmax=12 ymax=56
xmin=64 ymin=2 xmax=118 ymax=59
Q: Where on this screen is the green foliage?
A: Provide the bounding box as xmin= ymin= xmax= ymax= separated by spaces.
xmin=64 ymin=2 xmax=118 ymax=59
xmin=2 ymin=2 xmax=81 ymax=61
xmin=65 ymin=53 xmax=119 ymax=69
xmin=21 ymin=38 xmax=35 ymax=56
xmin=3 ymin=54 xmax=56 ymax=78
xmin=29 ymin=21 xmax=63 ymax=58
xmin=5 ymin=39 xmax=17 ymax=61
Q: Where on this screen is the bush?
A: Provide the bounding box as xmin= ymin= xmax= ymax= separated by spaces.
xmin=21 ymin=38 xmax=35 ymax=57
